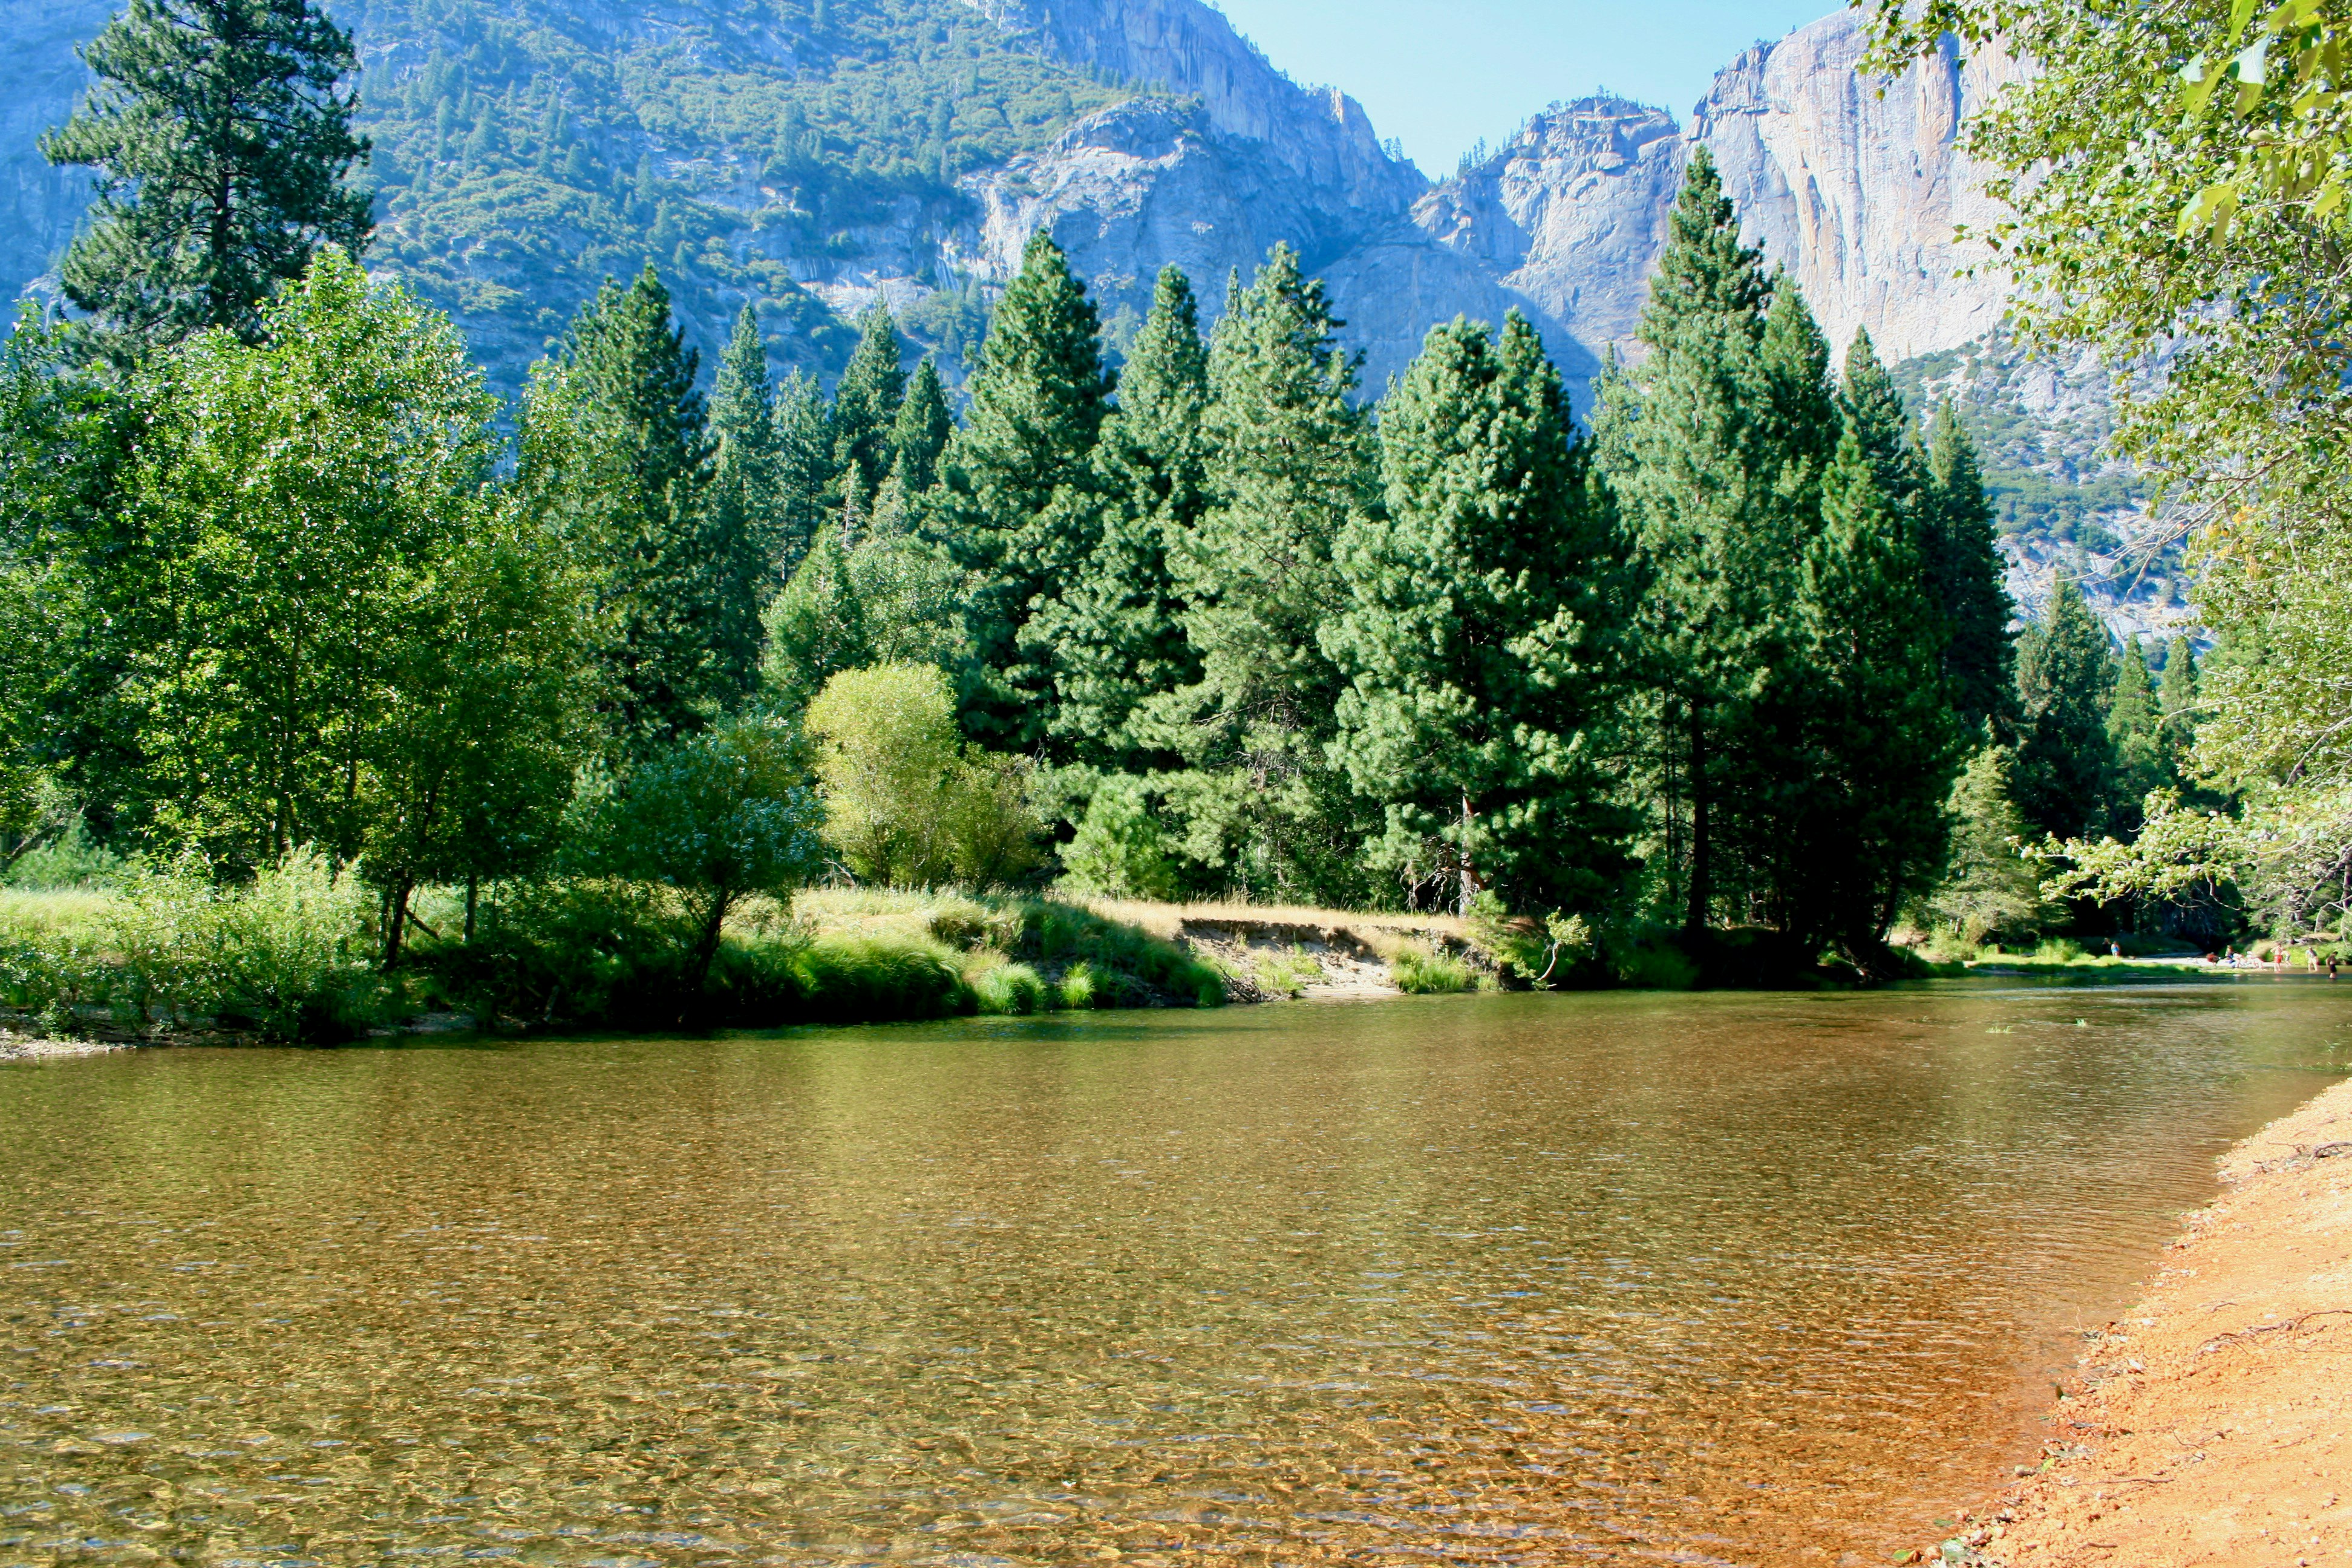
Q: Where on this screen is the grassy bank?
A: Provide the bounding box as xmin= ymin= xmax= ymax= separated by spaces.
xmin=0 ymin=876 xmax=1228 ymax=1045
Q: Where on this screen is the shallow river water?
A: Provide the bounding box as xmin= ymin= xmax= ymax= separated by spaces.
xmin=3 ymin=981 xmax=2349 ymax=1567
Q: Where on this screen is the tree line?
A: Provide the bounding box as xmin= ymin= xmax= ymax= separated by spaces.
xmin=7 ymin=0 xmax=2201 ymax=990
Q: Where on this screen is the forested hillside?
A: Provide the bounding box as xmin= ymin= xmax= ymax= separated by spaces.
xmin=347 ymin=0 xmax=1131 ymax=388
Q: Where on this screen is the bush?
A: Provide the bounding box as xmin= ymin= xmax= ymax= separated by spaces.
xmin=789 ymin=932 xmax=970 ymax=1023
xmin=4 ymin=819 xmax=125 ymax=890
xmin=1056 ymin=961 xmax=1098 ymax=1010
xmin=807 ymin=662 xmax=1041 ymax=888
xmin=970 ymin=959 xmax=1049 ymax=1015
xmin=1391 ymin=946 xmax=1473 ymax=994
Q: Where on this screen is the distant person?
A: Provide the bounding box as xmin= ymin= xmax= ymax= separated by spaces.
xmin=2109 ymin=939 xmax=2122 ymax=959
xmin=2332 ymin=955 xmax=2341 ymax=981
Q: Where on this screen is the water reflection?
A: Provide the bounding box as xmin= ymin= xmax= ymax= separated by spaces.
xmin=2 ymin=982 xmax=2345 ymax=1566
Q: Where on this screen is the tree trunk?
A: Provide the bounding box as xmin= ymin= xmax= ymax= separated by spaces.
xmin=1686 ymin=701 xmax=1712 ymax=938
xmin=382 ymin=877 xmax=414 ymax=970
xmin=688 ymin=888 xmax=731 ymax=1002
xmin=1458 ymin=792 xmax=1475 ymax=918
xmin=463 ymin=877 xmax=479 ymax=944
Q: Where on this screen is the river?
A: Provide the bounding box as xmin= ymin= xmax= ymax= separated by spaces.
xmin=2 ymin=981 xmax=2347 ymax=1566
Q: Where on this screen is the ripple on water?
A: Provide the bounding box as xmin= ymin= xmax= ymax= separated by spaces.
xmin=0 ymin=982 xmax=2345 ymax=1566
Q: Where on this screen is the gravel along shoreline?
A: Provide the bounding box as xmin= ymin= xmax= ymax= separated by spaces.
xmin=1914 ymin=1075 xmax=2352 ymax=1567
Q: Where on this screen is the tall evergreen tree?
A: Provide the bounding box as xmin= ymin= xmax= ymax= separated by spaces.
xmin=705 ymin=305 xmax=780 ymax=695
xmin=516 ymin=264 xmax=717 ymax=748
xmin=1327 ymin=310 xmax=1635 ymax=916
xmin=1028 ymin=264 xmax=1207 ymax=771
xmin=939 ymin=232 xmax=1113 ymax=745
xmin=1775 ymin=419 xmax=1964 ymax=965
xmin=1921 ymin=403 xmax=2018 ymax=742
xmin=1761 ymin=278 xmax=1841 ymax=521
xmin=1837 ymin=327 xmax=1924 ymax=517
xmin=2107 ymin=637 xmax=2164 ymax=829
xmin=772 ymin=368 xmax=829 ymax=574
xmin=888 ymin=356 xmax=952 ymax=492
xmin=2159 ymin=636 xmax=2201 ymax=781
xmin=42 ymin=0 xmax=373 ymax=360
xmin=1592 ymin=146 xmax=1788 ymax=934
xmin=2011 ymin=578 xmax=2118 ymax=841
xmin=830 ymin=301 xmax=907 ymax=498
xmin=1148 ymin=243 xmax=1376 ymax=901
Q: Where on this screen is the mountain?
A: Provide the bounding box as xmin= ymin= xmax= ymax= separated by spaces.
xmin=2 ymin=0 xmax=1995 ymax=394
xmin=0 ymin=0 xmax=2180 ymax=644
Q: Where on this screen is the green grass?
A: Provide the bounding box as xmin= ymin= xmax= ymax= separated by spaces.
xmin=1390 ymin=946 xmax=1475 ymax=995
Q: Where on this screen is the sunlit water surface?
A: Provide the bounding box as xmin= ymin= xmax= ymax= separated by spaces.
xmin=4 ymin=982 xmax=2349 ymax=1567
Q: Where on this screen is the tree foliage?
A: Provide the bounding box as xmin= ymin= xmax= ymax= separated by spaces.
xmin=42 ymin=0 xmax=372 ymax=359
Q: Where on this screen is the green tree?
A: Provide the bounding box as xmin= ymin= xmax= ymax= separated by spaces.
xmin=1775 ymin=419 xmax=1964 ymax=966
xmin=1148 ymin=244 xmax=1376 ymax=901
xmin=2107 ymin=638 xmax=2166 ymax=831
xmin=1327 ymin=310 xmax=1634 ymax=917
xmin=2012 ymin=578 xmax=2118 ymax=843
xmin=831 ymin=301 xmax=907 ymax=498
xmin=108 ymin=248 xmax=569 ymax=891
xmin=759 ymin=499 xmax=967 ymax=711
xmin=1921 ymin=403 xmax=2017 ymax=741
xmin=938 ymin=232 xmax=1113 ymax=744
xmin=42 ymin=0 xmax=372 ymax=360
xmin=1058 ymin=774 xmax=1179 ymax=900
xmin=1592 ymin=146 xmax=1792 ymax=933
xmin=705 ymin=304 xmax=782 ymax=698
xmin=1921 ymin=745 xmax=2043 ymax=946
xmin=572 ymin=713 xmax=824 ymax=996
xmin=367 ymin=515 xmax=594 ymax=966
xmin=1836 ymin=327 xmax=1923 ymax=518
xmin=771 ymin=367 xmax=829 ymax=574
xmin=2160 ymin=636 xmax=2201 ymax=781
xmin=0 ymin=312 xmax=142 ymax=844
xmin=516 ymin=264 xmax=718 ymax=749
xmin=1028 ymin=264 xmax=1207 ymax=772
xmin=887 ymin=356 xmax=952 ymax=492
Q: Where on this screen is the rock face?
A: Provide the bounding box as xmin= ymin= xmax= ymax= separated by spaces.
xmin=1693 ymin=12 xmax=2014 ymax=361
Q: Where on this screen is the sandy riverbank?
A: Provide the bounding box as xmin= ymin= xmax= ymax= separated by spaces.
xmin=1924 ymin=1076 xmax=2352 ymax=1567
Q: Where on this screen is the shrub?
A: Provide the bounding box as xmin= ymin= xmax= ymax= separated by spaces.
xmin=806 ymin=663 xmax=1040 ymax=888
xmin=4 ymin=819 xmax=125 ymax=890
xmin=970 ymin=959 xmax=1048 ymax=1015
xmin=791 ymin=932 xmax=970 ymax=1023
xmin=1055 ymin=961 xmax=1098 ymax=1010
xmin=1391 ymin=945 xmax=1473 ymax=994
xmin=205 ymin=848 xmax=382 ymax=1042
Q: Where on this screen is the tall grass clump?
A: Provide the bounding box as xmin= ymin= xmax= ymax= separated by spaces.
xmin=1391 ymin=945 xmax=1474 ymax=995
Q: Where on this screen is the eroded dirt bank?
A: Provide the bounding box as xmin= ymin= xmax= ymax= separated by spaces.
xmin=1935 ymin=1076 xmax=2352 ymax=1567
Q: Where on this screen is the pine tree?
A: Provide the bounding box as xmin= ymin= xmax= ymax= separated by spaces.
xmin=1327 ymin=310 xmax=1635 ymax=916
xmin=831 ymin=301 xmax=907 ymax=498
xmin=771 ymin=368 xmax=829 ymax=575
xmin=42 ymin=0 xmax=372 ymax=360
xmin=888 ymin=356 xmax=952 ymax=491
xmin=1837 ymin=327 xmax=1924 ymax=517
xmin=705 ymin=305 xmax=780 ymax=697
xmin=1761 ymin=278 xmax=1841 ymax=521
xmin=1028 ymin=264 xmax=1207 ymax=771
xmin=1774 ymin=419 xmax=1964 ymax=965
xmin=1922 ymin=745 xmax=2043 ymax=946
xmin=938 ymin=232 xmax=1113 ymax=745
xmin=2160 ymin=636 xmax=2201 ymax=782
xmin=1922 ymin=403 xmax=2017 ymax=742
xmin=1148 ymin=243 xmax=1376 ymax=901
xmin=516 ymin=264 xmax=717 ymax=749
xmin=2106 ymin=637 xmax=2164 ymax=830
xmin=1592 ymin=146 xmax=1788 ymax=934
xmin=2011 ymin=578 xmax=2118 ymax=841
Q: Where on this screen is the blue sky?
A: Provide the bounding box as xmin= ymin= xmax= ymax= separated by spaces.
xmin=1205 ymin=0 xmax=1839 ymax=177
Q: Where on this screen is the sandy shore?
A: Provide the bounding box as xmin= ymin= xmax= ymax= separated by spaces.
xmin=1925 ymin=1075 xmax=2352 ymax=1567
